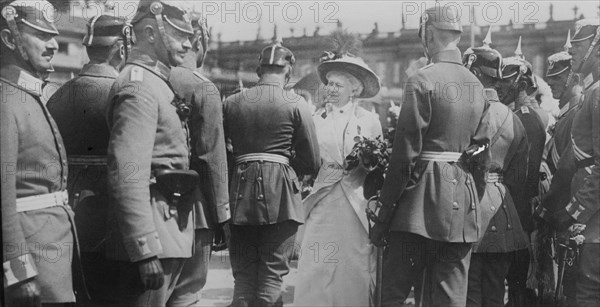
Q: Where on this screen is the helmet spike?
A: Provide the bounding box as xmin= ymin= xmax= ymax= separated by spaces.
xmin=514 ymin=36 xmax=523 ymax=59
xmin=482 ymin=26 xmax=492 ymax=47
xmin=564 ymin=29 xmax=572 ymax=51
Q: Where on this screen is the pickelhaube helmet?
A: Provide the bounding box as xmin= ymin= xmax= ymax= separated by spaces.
xmin=131 ymin=1 xmax=193 ymax=42
xmin=418 ymin=5 xmax=463 ymax=39
xmin=189 ymin=11 xmax=209 ymax=52
xmin=463 ymin=26 xmax=502 ymax=79
xmin=83 ymin=15 xmax=130 ymax=47
xmin=546 ymin=52 xmax=572 ymax=78
xmin=1 ymin=0 xmax=59 ymax=71
xmin=501 ymin=37 xmax=536 ymax=89
xmin=571 ymin=18 xmax=600 ymax=43
xmin=258 ymin=38 xmax=295 ymax=67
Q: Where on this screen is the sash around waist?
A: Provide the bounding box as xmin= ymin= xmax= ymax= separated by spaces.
xmin=418 ymin=151 xmax=462 ymax=162
xmin=16 ymin=190 xmax=69 ymax=212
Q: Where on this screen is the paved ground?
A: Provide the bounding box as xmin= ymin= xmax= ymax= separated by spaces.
xmin=198 ymin=251 xmax=416 ymax=307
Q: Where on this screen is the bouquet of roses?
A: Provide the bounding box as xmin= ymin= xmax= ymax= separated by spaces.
xmin=345 ymin=131 xmax=394 ymax=199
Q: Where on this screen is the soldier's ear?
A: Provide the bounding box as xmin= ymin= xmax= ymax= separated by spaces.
xmin=0 ymin=29 xmax=16 ymax=51
xmin=144 ymin=25 xmax=156 ymax=44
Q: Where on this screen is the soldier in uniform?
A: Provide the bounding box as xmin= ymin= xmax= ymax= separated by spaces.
xmin=223 ymin=39 xmax=320 ymax=307
xmin=45 ymin=14 xmax=132 ymax=305
xmin=1 ymin=1 xmax=77 ymax=306
xmin=550 ymin=18 xmax=600 ymax=307
xmin=369 ymin=6 xmax=487 ymax=306
xmin=168 ymin=12 xmax=230 ymax=306
xmin=537 ymin=34 xmax=583 ymax=216
xmin=532 ymin=34 xmax=583 ymax=306
xmin=462 ymin=30 xmax=531 ymax=307
xmin=496 ymin=40 xmax=548 ymax=307
xmin=104 ymin=1 xmax=214 ymax=305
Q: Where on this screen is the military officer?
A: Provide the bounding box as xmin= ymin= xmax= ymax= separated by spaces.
xmin=551 ymin=18 xmax=600 ymax=307
xmin=497 ymin=38 xmax=548 ymax=307
xmin=45 ymin=15 xmax=132 ymax=305
xmin=533 ymin=32 xmax=584 ymax=307
xmin=1 ymin=1 xmax=77 ymax=306
xmin=462 ymin=29 xmax=531 ymax=307
xmin=370 ymin=6 xmax=487 ymax=306
xmin=104 ymin=1 xmax=212 ymax=305
xmin=223 ymin=39 xmax=320 ymax=307
xmin=167 ymin=12 xmax=230 ymax=306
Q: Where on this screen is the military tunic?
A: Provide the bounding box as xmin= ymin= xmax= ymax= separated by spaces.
xmin=223 ymin=82 xmax=320 ymax=305
xmin=467 ymin=89 xmax=530 ymax=307
xmin=379 ymin=49 xmax=487 ymax=307
xmin=105 ymin=52 xmax=195 ymax=262
xmin=47 ymin=63 xmax=118 ymax=251
xmin=1 ymin=64 xmax=76 ymax=303
xmin=167 ymin=66 xmax=231 ymax=306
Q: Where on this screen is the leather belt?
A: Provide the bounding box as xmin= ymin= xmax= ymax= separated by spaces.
xmin=419 ymin=151 xmax=462 ymax=162
xmin=16 ymin=190 xmax=69 ymax=213
xmin=68 ymin=155 xmax=107 ymax=166
xmin=235 ymin=153 xmax=290 ymax=166
xmin=486 ymin=172 xmax=504 ymax=183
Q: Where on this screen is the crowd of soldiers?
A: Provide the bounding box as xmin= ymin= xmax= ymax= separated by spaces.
xmin=1 ymin=0 xmax=598 ymax=307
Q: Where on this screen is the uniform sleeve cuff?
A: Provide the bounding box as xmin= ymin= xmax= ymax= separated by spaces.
xmin=565 ymin=197 xmax=592 ymax=224
xmin=3 ymin=254 xmax=38 ymax=287
xmin=216 ymin=203 xmax=231 ymax=223
xmin=123 ymin=232 xmax=163 ymax=262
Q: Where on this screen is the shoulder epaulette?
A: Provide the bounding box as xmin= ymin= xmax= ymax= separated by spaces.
xmin=130 ymin=66 xmax=144 ymax=82
xmin=420 ymin=63 xmax=434 ymax=70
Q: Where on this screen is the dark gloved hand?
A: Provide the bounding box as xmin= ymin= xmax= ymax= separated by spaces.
xmin=5 ymin=278 xmax=41 ymax=307
xmin=137 ymin=256 xmax=164 ymax=290
xmin=212 ymin=222 xmax=229 ymax=252
xmin=369 ymin=222 xmax=389 ymax=248
xmin=552 ymin=209 xmax=576 ymax=232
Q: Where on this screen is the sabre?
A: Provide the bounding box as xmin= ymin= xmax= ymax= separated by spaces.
xmin=366 ymin=197 xmax=384 ymax=307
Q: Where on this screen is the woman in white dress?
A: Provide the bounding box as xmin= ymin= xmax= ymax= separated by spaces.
xmin=294 ymin=52 xmax=382 ymax=307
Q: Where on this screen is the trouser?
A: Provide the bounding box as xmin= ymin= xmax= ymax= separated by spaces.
xmin=381 ymin=231 xmax=472 ymax=307
xmin=576 ymin=243 xmax=600 ymax=307
xmin=466 ymin=252 xmax=513 ymax=307
xmin=229 ymin=221 xmax=298 ymax=307
xmin=168 ymin=229 xmax=214 ymax=306
xmin=506 ymin=248 xmax=534 ymax=307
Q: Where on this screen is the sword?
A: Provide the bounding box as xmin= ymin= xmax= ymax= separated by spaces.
xmin=367 ymin=197 xmax=385 ymax=307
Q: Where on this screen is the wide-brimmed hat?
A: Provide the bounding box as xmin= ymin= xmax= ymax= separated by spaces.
xmin=318 ymin=54 xmax=381 ymax=98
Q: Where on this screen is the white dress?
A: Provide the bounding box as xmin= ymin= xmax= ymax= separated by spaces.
xmin=294 ymin=103 xmax=382 ymax=307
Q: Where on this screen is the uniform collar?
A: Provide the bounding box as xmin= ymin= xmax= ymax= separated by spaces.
xmin=126 ymin=51 xmax=171 ymax=81
xmin=483 ymin=88 xmax=500 ymax=102
xmin=0 ymin=64 xmax=44 ymax=97
xmin=79 ymin=63 xmax=119 ymax=79
xmin=559 ymin=93 xmax=583 ymax=118
xmin=582 ymin=72 xmax=598 ymax=90
xmin=431 ymin=48 xmax=462 ymax=65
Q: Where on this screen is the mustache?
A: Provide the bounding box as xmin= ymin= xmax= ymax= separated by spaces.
xmin=41 ymin=50 xmax=54 ymax=57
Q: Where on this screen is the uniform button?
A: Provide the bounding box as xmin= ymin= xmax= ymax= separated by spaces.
xmin=491 ymin=206 xmax=496 ymax=211
xmin=63 ymin=176 xmax=67 ymax=181
xmin=238 ymin=194 xmax=243 ymax=198
xmin=58 ymin=144 xmax=62 ymax=149
xmin=507 ymin=224 xmax=512 ymax=229
xmin=503 ymin=205 xmax=507 ymax=209
xmin=451 ymin=179 xmax=458 ymax=184
xmin=257 ymin=177 xmax=263 ymax=181
xmin=491 ymin=226 xmax=497 ymax=231
xmin=466 ymin=179 xmax=471 ymax=184
xmin=258 ymin=194 xmax=264 ymax=200
xmin=240 ymin=176 xmax=245 ymax=181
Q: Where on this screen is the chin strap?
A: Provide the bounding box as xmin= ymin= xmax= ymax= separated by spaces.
xmin=558 ymin=70 xmax=574 ymax=102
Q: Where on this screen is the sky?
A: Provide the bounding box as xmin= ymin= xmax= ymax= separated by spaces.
xmin=96 ymin=1 xmax=599 ymax=42
xmin=196 ymin=1 xmax=600 ymax=41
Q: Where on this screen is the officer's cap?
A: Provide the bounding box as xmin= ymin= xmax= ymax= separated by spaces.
xmin=418 ymin=5 xmax=462 ymax=39
xmin=83 ymin=15 xmax=128 ymax=47
xmin=131 ymin=0 xmax=193 ymax=35
xmin=1 ymin=0 xmax=58 ymax=35
xmin=571 ymin=19 xmax=599 ymax=43
xmin=546 ymin=52 xmax=572 ymax=77
xmin=259 ymin=39 xmax=295 ymax=67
